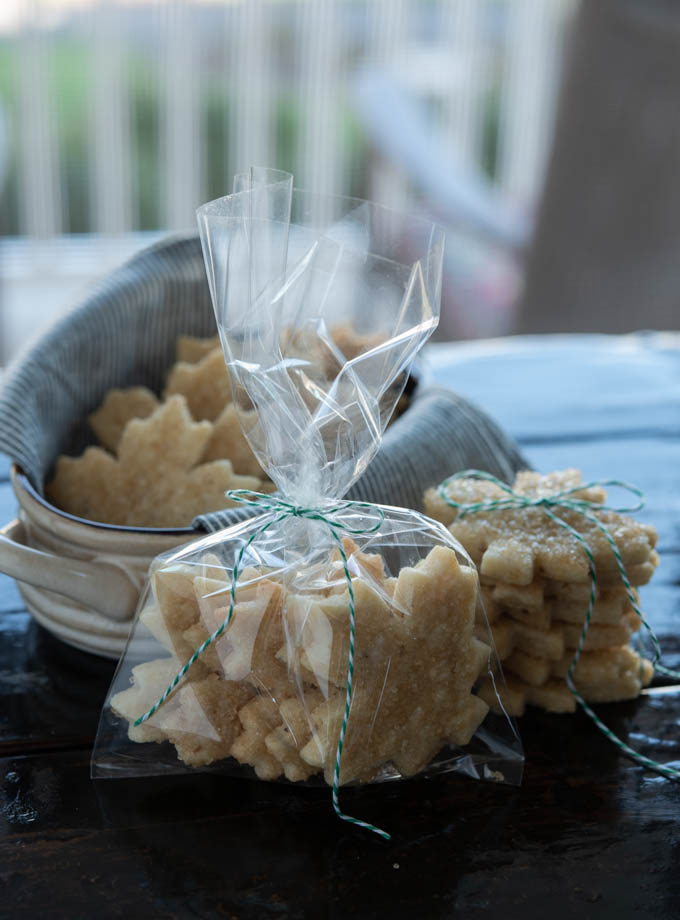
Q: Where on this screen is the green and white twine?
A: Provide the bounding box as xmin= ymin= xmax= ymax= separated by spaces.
xmin=134 ymin=490 xmax=390 ymax=840
xmin=438 ymin=469 xmax=680 ymax=781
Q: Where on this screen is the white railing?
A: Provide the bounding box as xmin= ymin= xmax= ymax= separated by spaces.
xmin=90 ymin=1 xmax=132 ymax=233
xmin=5 ymin=0 xmax=577 ymax=240
xmin=16 ymin=0 xmax=62 ymax=238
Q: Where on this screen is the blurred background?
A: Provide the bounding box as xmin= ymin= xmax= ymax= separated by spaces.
xmin=0 ymin=0 xmax=678 ymax=365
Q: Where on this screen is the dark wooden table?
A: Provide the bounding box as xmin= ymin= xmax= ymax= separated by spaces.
xmin=1 ymin=333 xmax=679 ymax=920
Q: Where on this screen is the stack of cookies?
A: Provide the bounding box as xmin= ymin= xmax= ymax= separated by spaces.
xmin=111 ymin=540 xmax=492 ymax=784
xmin=425 ymin=470 xmax=658 ymax=716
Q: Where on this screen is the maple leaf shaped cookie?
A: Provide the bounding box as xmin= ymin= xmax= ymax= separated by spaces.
xmin=164 ymin=348 xmax=232 ymax=421
xmin=479 ymin=645 xmax=653 ymax=717
xmin=330 ymin=323 xmax=385 ymax=356
xmin=89 ymin=386 xmax=160 ymax=453
xmin=146 ymin=563 xmax=216 ymax=666
xmin=477 ymin=609 xmax=640 ymax=665
xmin=502 ymin=642 xmax=652 ymax=691
xmin=184 ymin=574 xmax=288 ymax=694
xmin=113 ymin=656 xmax=254 ymax=767
xmin=425 ymin=469 xmax=658 ymax=585
xmin=230 ymin=689 xmax=325 ymax=783
xmin=264 ymin=693 xmax=325 ymax=782
xmin=160 ymin=672 xmax=254 ymax=767
xmin=484 ymin=579 xmax=637 ymax=626
xmin=291 ymin=545 xmax=490 ymax=785
xmin=231 ymin=695 xmax=288 ymax=780
xmin=47 ymin=395 xmax=261 ymax=526
xmin=176 ymin=334 xmax=220 ymax=364
xmin=111 ymin=657 xmax=183 ymax=744
xmin=201 ymin=403 xmax=264 ymax=477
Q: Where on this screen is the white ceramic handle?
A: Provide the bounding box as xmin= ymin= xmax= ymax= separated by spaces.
xmin=0 ymin=518 xmax=139 ymax=622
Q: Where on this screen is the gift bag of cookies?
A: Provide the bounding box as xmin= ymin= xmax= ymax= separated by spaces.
xmin=92 ymin=170 xmax=523 ymax=833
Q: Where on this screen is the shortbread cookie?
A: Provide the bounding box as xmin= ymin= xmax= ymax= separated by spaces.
xmin=481 ymin=559 xmax=658 ymax=598
xmin=150 ymin=564 xmax=222 ymax=666
xmin=426 ymin=470 xmax=658 ymax=585
xmin=230 ymin=695 xmax=287 ymax=780
xmin=111 ymin=657 xmax=183 ymax=743
xmin=329 ymin=324 xmax=386 ymax=362
xmin=324 ymin=537 xmax=387 ymax=594
xmin=480 ymin=647 xmax=654 ymax=716
xmin=230 ymin=689 xmax=325 ymax=783
xmin=47 ymin=396 xmax=261 ymax=526
xmin=176 ymin=334 xmax=220 ymax=364
xmin=485 ymin=596 xmax=641 ymax=641
xmin=277 ymin=542 xmax=396 ymax=686
xmin=480 ymin=609 xmax=640 ymax=664
xmin=116 ymin=544 xmax=493 ymax=784
xmin=165 ymin=348 xmax=232 ymax=421
xmin=139 ymin=602 xmax=176 ymax=652
xmin=553 ymin=590 xmax=638 ymax=626
xmin=201 ymin=403 xmax=264 ymax=477
xmin=265 ymin=694 xmax=324 ymax=782
xmin=560 ymin=610 xmax=641 ymax=650
xmin=484 ymin=580 xmax=638 ymax=626
xmin=290 ymin=546 xmax=490 ymax=784
xmin=481 ymin=616 xmax=565 ymax=662
xmin=501 ymin=649 xmax=552 ymax=687
xmin=549 ymin=644 xmax=651 ymax=683
xmin=150 ymin=563 xmax=278 ymax=661
xmin=161 ymin=673 xmax=254 ymax=767
xmin=154 ymin=564 xmax=203 ymax=642
xmin=480 ymin=585 xmax=552 ymax=629
xmin=185 ymin=575 xmax=287 ymax=695
xmin=113 ymin=657 xmax=253 ymax=767
xmin=89 ymin=387 xmax=160 ymax=453
xmin=586 ymin=555 xmax=659 ymax=589
xmin=503 ymin=643 xmax=649 ymax=689
xmin=111 ymin=655 xmax=248 ymax=769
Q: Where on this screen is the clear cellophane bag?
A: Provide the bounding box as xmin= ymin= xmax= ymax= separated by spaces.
xmin=92 ymin=170 xmax=523 ymax=822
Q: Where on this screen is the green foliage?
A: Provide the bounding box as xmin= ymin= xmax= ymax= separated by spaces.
xmin=275 ymin=96 xmax=299 ymax=177
xmin=52 ymin=41 xmax=91 ymax=233
xmin=481 ymin=81 xmax=501 ymax=181
xmin=0 ymin=41 xmax=19 ymax=235
xmin=202 ymin=89 xmax=230 ymax=203
xmin=129 ymin=57 xmax=160 ymax=231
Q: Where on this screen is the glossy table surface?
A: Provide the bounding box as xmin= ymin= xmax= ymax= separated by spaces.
xmin=1 ymin=333 xmax=679 ymax=920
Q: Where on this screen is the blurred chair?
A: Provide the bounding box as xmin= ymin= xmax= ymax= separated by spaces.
xmin=354 ymin=70 xmax=530 ymax=252
xmin=354 ymin=70 xmax=529 ymax=338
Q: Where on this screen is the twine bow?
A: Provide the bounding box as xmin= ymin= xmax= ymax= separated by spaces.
xmin=438 ymin=470 xmax=680 ymax=781
xmin=134 ymin=490 xmax=390 ymax=839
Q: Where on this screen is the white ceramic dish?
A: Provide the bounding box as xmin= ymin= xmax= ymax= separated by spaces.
xmin=0 ymin=466 xmax=195 ymax=658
